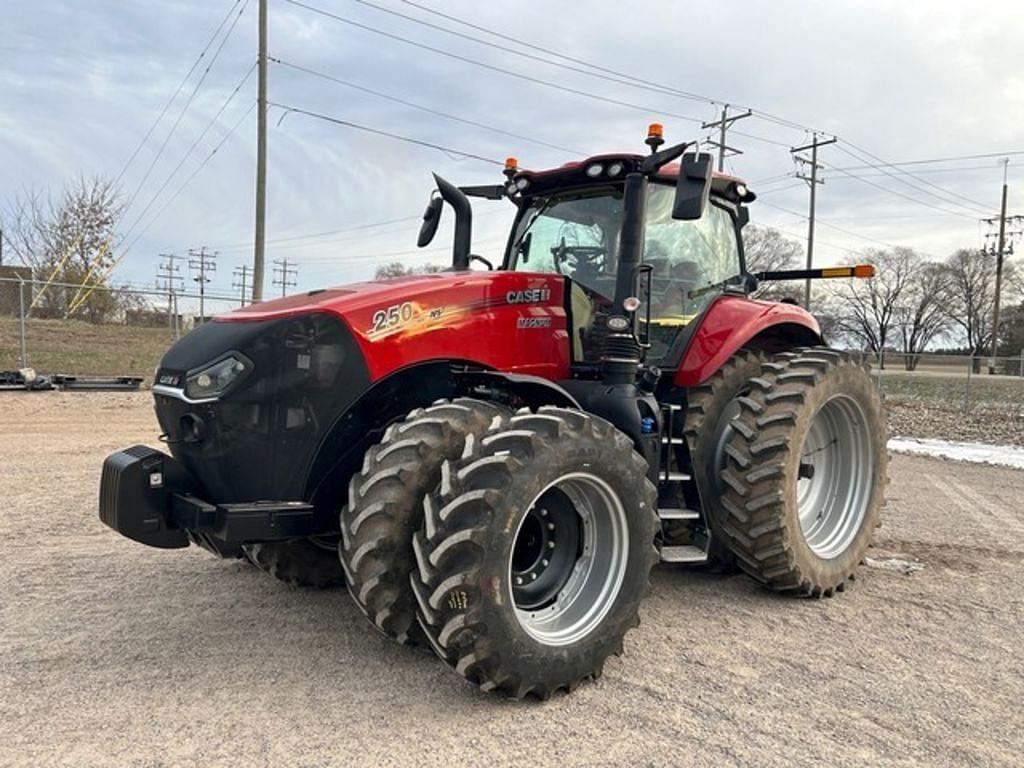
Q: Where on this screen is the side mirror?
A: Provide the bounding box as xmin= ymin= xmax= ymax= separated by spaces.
xmin=417 ymin=195 xmax=443 ymax=247
xmin=672 ymin=152 xmax=714 ymax=220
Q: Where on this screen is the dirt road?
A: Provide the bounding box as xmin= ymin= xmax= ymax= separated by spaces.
xmin=2 ymin=393 xmax=1022 ymax=767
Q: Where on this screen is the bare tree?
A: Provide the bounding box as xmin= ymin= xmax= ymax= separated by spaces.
xmin=375 ymin=261 xmax=444 ymax=280
xmin=742 ymin=225 xmax=803 ymax=301
xmin=828 ymin=248 xmax=918 ymax=368
xmin=0 ymin=176 xmax=126 ymax=321
xmin=895 ymin=261 xmax=951 ymax=370
xmin=943 ymin=249 xmax=997 ymax=370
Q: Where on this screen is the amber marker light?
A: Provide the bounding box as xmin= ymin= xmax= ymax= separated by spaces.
xmin=853 ymin=264 xmax=876 ymax=278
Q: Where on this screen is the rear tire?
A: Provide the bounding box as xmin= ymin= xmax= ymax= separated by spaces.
xmin=340 ymin=398 xmax=509 ymax=645
xmin=682 ymin=349 xmax=764 ymax=556
xmin=412 ymin=407 xmax=659 ymax=699
xmin=718 ymin=348 xmax=887 ymax=596
xmin=243 ymin=538 xmax=345 ymax=589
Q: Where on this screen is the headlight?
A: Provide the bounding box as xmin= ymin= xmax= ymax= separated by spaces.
xmin=184 ymin=354 xmax=252 ymax=400
xmin=585 ymin=163 xmax=604 ymax=178
xmin=607 ymin=162 xmax=624 ymax=177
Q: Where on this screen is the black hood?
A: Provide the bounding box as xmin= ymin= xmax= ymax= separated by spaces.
xmin=154 ymin=312 xmax=369 ymax=503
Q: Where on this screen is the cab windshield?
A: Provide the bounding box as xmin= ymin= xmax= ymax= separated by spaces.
xmin=506 ymin=183 xmax=742 ymax=359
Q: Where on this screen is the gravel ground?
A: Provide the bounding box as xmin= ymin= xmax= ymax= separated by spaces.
xmin=2 ymin=392 xmax=1023 ymax=768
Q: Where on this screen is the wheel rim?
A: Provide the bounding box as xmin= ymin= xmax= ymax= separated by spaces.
xmin=510 ymin=472 xmax=629 ymax=647
xmin=796 ymin=394 xmax=874 ymax=559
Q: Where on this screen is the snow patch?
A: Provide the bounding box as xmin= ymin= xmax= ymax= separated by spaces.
xmin=888 ymin=437 xmax=1024 ymax=470
xmin=864 ymin=557 xmax=924 ymax=575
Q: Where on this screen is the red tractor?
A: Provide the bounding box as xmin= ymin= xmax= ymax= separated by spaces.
xmin=100 ymin=127 xmax=886 ymax=699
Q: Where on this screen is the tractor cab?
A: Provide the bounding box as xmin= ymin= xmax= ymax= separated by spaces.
xmin=502 ymin=147 xmax=755 ymax=366
xmin=421 ymin=124 xmax=760 ymax=375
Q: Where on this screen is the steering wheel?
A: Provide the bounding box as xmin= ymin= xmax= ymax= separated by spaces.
xmin=551 ymin=237 xmax=607 ymax=276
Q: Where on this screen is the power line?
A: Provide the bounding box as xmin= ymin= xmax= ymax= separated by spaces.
xmin=232 ymin=264 xmax=253 ymax=305
xmin=269 ymin=101 xmax=505 ymax=165
xmin=122 ymin=102 xmax=256 ymax=256
xmin=350 ymin=0 xmax=727 ymax=109
xmin=112 ymin=0 xmax=244 ymax=188
xmin=390 ymin=0 xmax=815 ymax=139
xmin=156 ymin=253 xmax=186 ymax=338
xmin=189 ymin=246 xmax=218 ymax=320
xmin=702 ymin=106 xmax=753 ymax=171
xmin=272 ymin=258 xmax=298 ymax=296
xmin=791 ymin=134 xmax=838 ymax=308
xmin=209 ymin=208 xmax=510 ymax=252
xmin=120 ymin=0 xmax=252 ymax=223
xmin=292 ymin=235 xmax=508 ymax=265
xmin=270 ymin=57 xmax=581 ymax=155
xmin=281 ymin=0 xmax=712 ymax=128
xmin=829 ymin=145 xmax=983 ymax=221
xmin=831 ymin=150 xmax=1024 ymax=171
xmin=837 ymin=140 xmax=992 ymax=215
xmin=121 ymin=66 xmax=257 ymax=244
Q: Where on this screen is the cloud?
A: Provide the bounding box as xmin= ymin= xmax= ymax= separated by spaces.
xmin=2 ymin=0 xmax=1022 ymax=295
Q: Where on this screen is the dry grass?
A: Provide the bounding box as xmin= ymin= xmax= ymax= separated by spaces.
xmin=0 ymin=316 xmax=173 ymax=379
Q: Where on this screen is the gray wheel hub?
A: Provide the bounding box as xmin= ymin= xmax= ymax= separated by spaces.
xmin=796 ymin=394 xmax=874 ymax=559
xmin=511 ymin=473 xmax=629 ymax=647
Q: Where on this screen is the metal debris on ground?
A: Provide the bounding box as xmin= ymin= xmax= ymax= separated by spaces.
xmin=0 ymin=368 xmax=54 ymax=391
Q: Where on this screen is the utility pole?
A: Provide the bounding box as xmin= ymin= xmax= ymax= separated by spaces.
xmin=272 ymin=258 xmax=297 ymax=298
xmin=232 ymin=265 xmax=253 ymax=306
xmin=188 ymin=247 xmax=217 ymax=322
xmin=252 ymin=0 xmax=268 ymax=302
xmin=156 ymin=253 xmax=185 ymax=339
xmin=0 ymin=228 xmax=5 ymax=266
xmin=984 ymin=159 xmax=1023 ymax=373
xmin=702 ymin=105 xmax=752 ymax=172
xmin=791 ymin=133 xmax=838 ymax=309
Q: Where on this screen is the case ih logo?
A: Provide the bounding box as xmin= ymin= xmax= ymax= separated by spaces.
xmin=158 ymin=373 xmax=179 ymax=386
xmin=506 ymin=286 xmax=551 ymax=304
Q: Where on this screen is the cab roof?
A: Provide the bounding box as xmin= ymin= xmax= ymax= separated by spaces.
xmin=510 ymin=153 xmax=755 ymax=203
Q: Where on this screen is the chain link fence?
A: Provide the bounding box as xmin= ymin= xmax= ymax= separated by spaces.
xmin=0 ymin=276 xmax=244 ymax=381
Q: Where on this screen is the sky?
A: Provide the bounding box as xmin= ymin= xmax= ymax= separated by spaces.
xmin=2 ymin=0 xmax=1023 ymax=305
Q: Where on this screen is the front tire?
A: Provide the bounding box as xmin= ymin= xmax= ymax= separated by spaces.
xmin=243 ymin=538 xmax=345 ymax=589
xmin=340 ymin=398 xmax=509 ymax=645
xmin=719 ymin=348 xmax=887 ymax=596
xmin=411 ymin=407 xmax=659 ymax=699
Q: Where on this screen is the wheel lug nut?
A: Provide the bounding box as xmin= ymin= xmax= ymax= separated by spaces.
xmin=547 ymin=541 xmax=555 ymax=549
xmin=540 ymin=509 xmax=548 ymax=517
xmin=515 ymin=576 xmax=523 ymax=585
xmin=547 ymin=523 xmax=555 ymax=531
xmin=542 ymin=559 xmax=549 ymax=567
xmin=531 ymin=573 xmax=538 ymax=581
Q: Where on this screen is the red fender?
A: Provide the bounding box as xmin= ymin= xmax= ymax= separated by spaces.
xmin=674 ymin=296 xmax=822 ymax=387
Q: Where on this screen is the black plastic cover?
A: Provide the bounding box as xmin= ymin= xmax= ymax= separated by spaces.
xmin=154 ymin=312 xmax=369 ymax=506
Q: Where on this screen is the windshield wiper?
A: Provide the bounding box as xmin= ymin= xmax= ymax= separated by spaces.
xmin=688 ymin=273 xmax=751 ymax=300
xmin=510 ymin=196 xmax=556 ymax=257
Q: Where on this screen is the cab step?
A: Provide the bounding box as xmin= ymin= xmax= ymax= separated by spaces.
xmin=657 ymin=507 xmax=700 ymax=521
xmin=660 ymin=544 xmax=709 ymax=564
xmin=663 ymin=471 xmax=691 ymax=482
